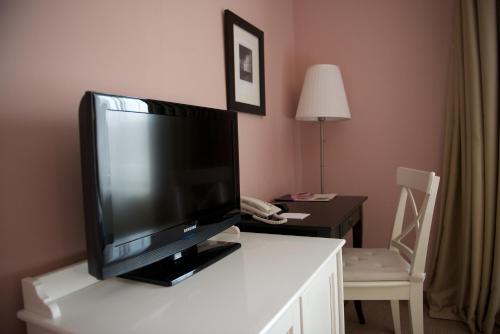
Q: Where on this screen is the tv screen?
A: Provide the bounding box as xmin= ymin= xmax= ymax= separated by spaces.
xmin=79 ymin=92 xmax=241 ymax=284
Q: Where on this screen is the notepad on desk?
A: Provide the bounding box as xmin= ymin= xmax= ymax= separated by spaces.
xmin=275 ymin=193 xmax=337 ymax=202
xmin=277 ymin=212 xmax=310 ymax=220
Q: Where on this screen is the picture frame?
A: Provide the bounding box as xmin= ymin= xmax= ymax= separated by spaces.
xmin=224 ymin=10 xmax=266 ymax=116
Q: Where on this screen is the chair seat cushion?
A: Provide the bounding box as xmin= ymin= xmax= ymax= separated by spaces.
xmin=343 ymin=248 xmax=410 ymax=281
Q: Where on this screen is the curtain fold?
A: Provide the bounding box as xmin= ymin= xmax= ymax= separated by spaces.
xmin=427 ymin=0 xmax=499 ymax=333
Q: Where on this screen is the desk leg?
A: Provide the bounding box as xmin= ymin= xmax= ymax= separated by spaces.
xmin=352 ymin=208 xmax=366 ymax=325
xmin=352 ymin=208 xmax=363 ymax=248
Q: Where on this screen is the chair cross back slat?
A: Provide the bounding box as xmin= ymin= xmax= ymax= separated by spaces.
xmin=392 ymin=187 xmax=428 ymax=253
xmin=407 ymin=188 xmax=419 ymax=220
xmin=390 ymin=239 xmax=413 ymax=260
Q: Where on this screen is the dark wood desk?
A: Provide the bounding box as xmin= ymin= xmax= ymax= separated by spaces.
xmin=237 ymin=195 xmax=368 ymax=324
xmin=237 ymin=195 xmax=367 ymax=246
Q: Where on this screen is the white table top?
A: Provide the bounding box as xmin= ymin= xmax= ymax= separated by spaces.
xmin=21 ymin=232 xmax=344 ymax=334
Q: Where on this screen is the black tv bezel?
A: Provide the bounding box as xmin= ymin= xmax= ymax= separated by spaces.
xmin=79 ymin=91 xmax=241 ymax=279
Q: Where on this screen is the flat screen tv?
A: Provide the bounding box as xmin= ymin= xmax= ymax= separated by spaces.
xmin=79 ymin=92 xmax=241 ymax=286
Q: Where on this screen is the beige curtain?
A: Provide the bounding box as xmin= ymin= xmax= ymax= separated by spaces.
xmin=427 ymin=0 xmax=499 ymax=333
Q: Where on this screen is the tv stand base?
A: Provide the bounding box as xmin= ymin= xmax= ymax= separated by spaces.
xmin=119 ymin=240 xmax=241 ymax=286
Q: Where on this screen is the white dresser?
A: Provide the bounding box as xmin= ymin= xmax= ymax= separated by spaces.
xmin=18 ymin=232 xmax=345 ymax=334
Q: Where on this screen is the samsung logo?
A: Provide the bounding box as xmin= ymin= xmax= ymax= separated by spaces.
xmin=183 ymin=225 xmax=197 ymax=233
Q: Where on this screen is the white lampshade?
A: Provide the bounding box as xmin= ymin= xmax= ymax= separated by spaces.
xmin=296 ymin=64 xmax=351 ymax=121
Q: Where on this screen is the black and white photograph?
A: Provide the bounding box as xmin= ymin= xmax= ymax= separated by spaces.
xmin=239 ymin=44 xmax=253 ymax=83
xmin=224 ymin=10 xmax=266 ymax=116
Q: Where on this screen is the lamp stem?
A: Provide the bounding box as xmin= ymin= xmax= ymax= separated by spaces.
xmin=319 ymin=117 xmax=325 ymax=194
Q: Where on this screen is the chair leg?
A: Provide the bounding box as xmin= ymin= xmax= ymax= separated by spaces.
xmin=409 ymin=283 xmax=424 ymax=334
xmin=390 ymin=300 xmax=401 ymax=334
xmin=354 ymin=300 xmax=366 ymax=324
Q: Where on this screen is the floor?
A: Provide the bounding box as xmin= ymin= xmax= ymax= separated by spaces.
xmin=344 ymin=300 xmax=500 ymax=334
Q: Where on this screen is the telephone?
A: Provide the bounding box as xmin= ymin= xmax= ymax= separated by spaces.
xmin=240 ymin=196 xmax=287 ymax=225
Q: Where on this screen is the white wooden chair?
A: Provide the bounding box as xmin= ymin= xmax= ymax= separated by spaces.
xmin=343 ymin=167 xmax=440 ymax=334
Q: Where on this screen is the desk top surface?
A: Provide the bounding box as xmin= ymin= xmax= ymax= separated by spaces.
xmin=240 ymin=195 xmax=367 ymax=231
xmin=20 ymin=233 xmax=344 ymax=334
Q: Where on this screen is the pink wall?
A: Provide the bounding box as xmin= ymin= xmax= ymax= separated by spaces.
xmin=0 ymin=1 xmax=298 ymax=332
xmin=293 ymin=0 xmax=454 ymax=247
xmin=1 ymin=1 xmax=456 ymax=332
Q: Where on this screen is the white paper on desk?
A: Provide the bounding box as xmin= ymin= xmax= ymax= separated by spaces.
xmin=277 ymin=212 xmax=310 ymax=220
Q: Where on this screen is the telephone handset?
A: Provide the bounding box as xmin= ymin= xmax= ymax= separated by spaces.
xmin=240 ymin=196 xmax=287 ymax=225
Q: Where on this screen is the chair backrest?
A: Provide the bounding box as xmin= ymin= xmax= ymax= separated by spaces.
xmin=389 ymin=167 xmax=440 ymax=279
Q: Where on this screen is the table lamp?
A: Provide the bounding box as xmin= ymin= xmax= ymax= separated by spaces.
xmin=296 ymin=64 xmax=351 ymax=193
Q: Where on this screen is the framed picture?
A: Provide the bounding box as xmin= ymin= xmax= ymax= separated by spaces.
xmin=224 ymin=10 xmax=266 ymax=116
